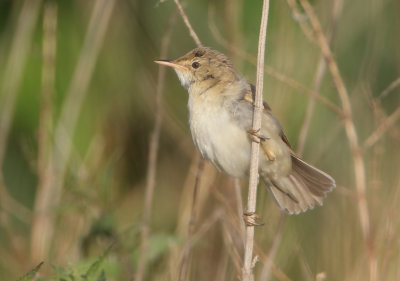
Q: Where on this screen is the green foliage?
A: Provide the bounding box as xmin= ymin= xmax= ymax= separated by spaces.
xmin=81 ymin=245 xmax=112 ymax=281
xmin=16 ymin=247 xmax=113 ymax=281
xmin=17 ymin=262 xmax=44 ymax=281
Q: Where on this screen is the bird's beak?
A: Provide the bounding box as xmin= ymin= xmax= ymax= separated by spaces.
xmin=154 ymin=59 xmax=188 ymax=71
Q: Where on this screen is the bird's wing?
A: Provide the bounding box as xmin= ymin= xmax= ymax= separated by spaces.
xmin=242 ymin=84 xmax=292 ymax=150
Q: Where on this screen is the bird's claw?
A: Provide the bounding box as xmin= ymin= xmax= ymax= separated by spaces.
xmin=243 ymin=212 xmax=264 ymax=226
xmin=247 ymin=129 xmax=269 ymax=143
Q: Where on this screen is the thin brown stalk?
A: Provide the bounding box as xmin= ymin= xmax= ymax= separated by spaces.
xmin=259 ymin=214 xmax=286 ymax=281
xmin=285 ymin=0 xmax=316 ymax=44
xmin=299 ymin=1 xmax=376 ymax=280
xmin=185 ymin=208 xmax=223 ymax=247
xmin=212 ymin=185 xmax=248 ymax=275
xmin=35 ymin=3 xmax=58 ymax=255
xmin=207 ymin=7 xmax=341 ymax=115
xmin=30 ymin=0 xmax=115 ymax=262
xmin=178 ymin=159 xmax=204 ymax=281
xmin=369 ymin=95 xmax=400 ymax=142
xmin=0 ymin=0 xmax=42 ymax=233
xmin=297 ymin=0 xmax=343 ymax=155
xmin=134 ymin=15 xmax=176 ymax=281
xmin=166 ymin=152 xmax=202 ymax=280
xmin=377 ymin=76 xmax=400 ymax=100
xmin=215 ymin=250 xmax=229 ymax=281
xmin=297 ymin=244 xmax=315 ymax=281
xmin=30 ymin=2 xmax=57 ymax=262
xmin=263 ymin=66 xmax=341 ymax=115
xmin=212 ymin=185 xmax=246 ymax=248
xmin=363 ymin=106 xmax=400 ymax=150
xmin=37 ymin=3 xmax=57 ymax=179
xmin=221 ymin=220 xmax=244 ymax=275
xmin=173 ymin=0 xmax=202 ymax=47
xmin=233 ymin=178 xmax=246 ymax=244
xmin=243 ymin=0 xmax=270 ymax=280
xmin=296 ymin=57 xmax=326 ymax=156
xmin=168 ymin=2 xmax=207 ymax=279
xmin=254 ymin=244 xmax=291 ymax=281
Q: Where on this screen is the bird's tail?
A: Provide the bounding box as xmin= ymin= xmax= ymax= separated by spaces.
xmin=265 ymin=155 xmax=335 ymax=214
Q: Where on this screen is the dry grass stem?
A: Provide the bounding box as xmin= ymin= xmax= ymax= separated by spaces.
xmin=0 ymin=0 xmax=42 ymax=232
xmin=178 ymin=159 xmax=204 ymax=281
xmin=207 ymin=8 xmax=341 ymax=115
xmin=378 ymin=76 xmax=400 ymax=100
xmin=134 ymin=15 xmax=176 ymax=281
xmin=183 ymin=208 xmax=223 ymax=251
xmin=30 ymin=3 xmax=57 ymax=262
xmin=254 ymin=243 xmax=291 ymax=281
xmin=0 ymin=0 xmax=42 ymax=166
xmin=173 ymin=0 xmax=202 ymax=47
xmin=221 ymin=221 xmax=244 ymax=275
xmin=1 ymin=0 xmax=398 ymax=280
xmin=37 ymin=3 xmax=57 ymax=178
xmin=297 ymin=0 xmax=343 ymax=155
xmin=30 ymin=0 xmax=115 ymax=262
xmin=259 ymin=214 xmax=286 ymax=281
xmin=363 ymin=106 xmax=400 ymax=150
xmin=212 ymin=185 xmax=247 ymax=273
xmin=233 ymin=179 xmax=246 ymax=244
xmin=296 ymin=58 xmax=327 ymax=156
xmin=263 ymin=67 xmax=342 ymax=115
xmin=299 ymin=0 xmax=375 ymax=280
xmin=243 ymin=0 xmax=270 ymax=280
xmin=285 ymin=0 xmax=316 ymax=44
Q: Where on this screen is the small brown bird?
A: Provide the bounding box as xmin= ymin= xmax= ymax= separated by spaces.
xmin=155 ymin=47 xmax=335 ymax=214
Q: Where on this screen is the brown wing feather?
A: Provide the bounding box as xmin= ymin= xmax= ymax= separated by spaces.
xmin=243 ymin=84 xmax=292 ymax=149
xmin=243 ymin=84 xmax=335 ymax=214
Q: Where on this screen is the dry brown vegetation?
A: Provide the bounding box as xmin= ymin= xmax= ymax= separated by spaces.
xmin=0 ymin=0 xmax=399 ymax=280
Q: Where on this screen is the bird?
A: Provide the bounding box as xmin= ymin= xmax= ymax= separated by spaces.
xmin=155 ymin=47 xmax=335 ymax=214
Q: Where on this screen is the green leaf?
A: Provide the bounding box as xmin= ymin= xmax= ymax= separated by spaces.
xmin=17 ymin=262 xmax=44 ymax=281
xmin=81 ymin=244 xmax=113 ymax=281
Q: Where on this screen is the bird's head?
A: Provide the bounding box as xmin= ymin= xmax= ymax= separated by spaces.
xmin=155 ymin=47 xmax=239 ymax=91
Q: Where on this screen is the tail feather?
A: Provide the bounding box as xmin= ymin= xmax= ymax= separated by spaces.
xmin=266 ymin=155 xmax=335 ymax=215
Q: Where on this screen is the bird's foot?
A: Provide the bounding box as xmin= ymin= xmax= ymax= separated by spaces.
xmin=243 ymin=211 xmax=264 ymax=226
xmin=247 ymin=129 xmax=269 ymax=143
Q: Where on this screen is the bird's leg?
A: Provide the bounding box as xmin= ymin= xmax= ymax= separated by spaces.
xmin=247 ymin=128 xmax=269 ymax=143
xmin=247 ymin=129 xmax=276 ymax=161
xmin=243 ymin=211 xmax=264 ymax=226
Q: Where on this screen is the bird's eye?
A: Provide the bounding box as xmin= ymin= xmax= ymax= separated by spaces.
xmin=192 ymin=62 xmax=200 ymax=69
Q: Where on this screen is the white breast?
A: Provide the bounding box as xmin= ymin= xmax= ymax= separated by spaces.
xmin=188 ymin=92 xmax=251 ymax=178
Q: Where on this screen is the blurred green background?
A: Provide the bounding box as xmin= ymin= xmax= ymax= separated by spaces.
xmin=0 ymin=0 xmax=399 ymax=280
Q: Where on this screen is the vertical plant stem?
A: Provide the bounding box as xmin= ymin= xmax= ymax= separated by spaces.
xmin=36 ymin=3 xmax=57 ymax=245
xmin=134 ymin=15 xmax=176 ymax=281
xmin=30 ymin=2 xmax=57 ymax=262
xmin=297 ymin=0 xmax=343 ymax=156
xmin=233 ymin=179 xmax=246 ymax=243
xmin=259 ymin=213 xmax=285 ymax=281
xmin=242 ymin=0 xmax=270 ymax=280
xmin=178 ymin=159 xmax=204 ymax=281
xmin=170 ymin=2 xmax=203 ymax=279
xmin=0 ymin=0 xmax=42 ymax=231
xmin=296 ymin=58 xmax=327 ymax=156
xmin=299 ymin=1 xmax=375 ymax=280
xmin=30 ymin=0 xmax=115 ymax=262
